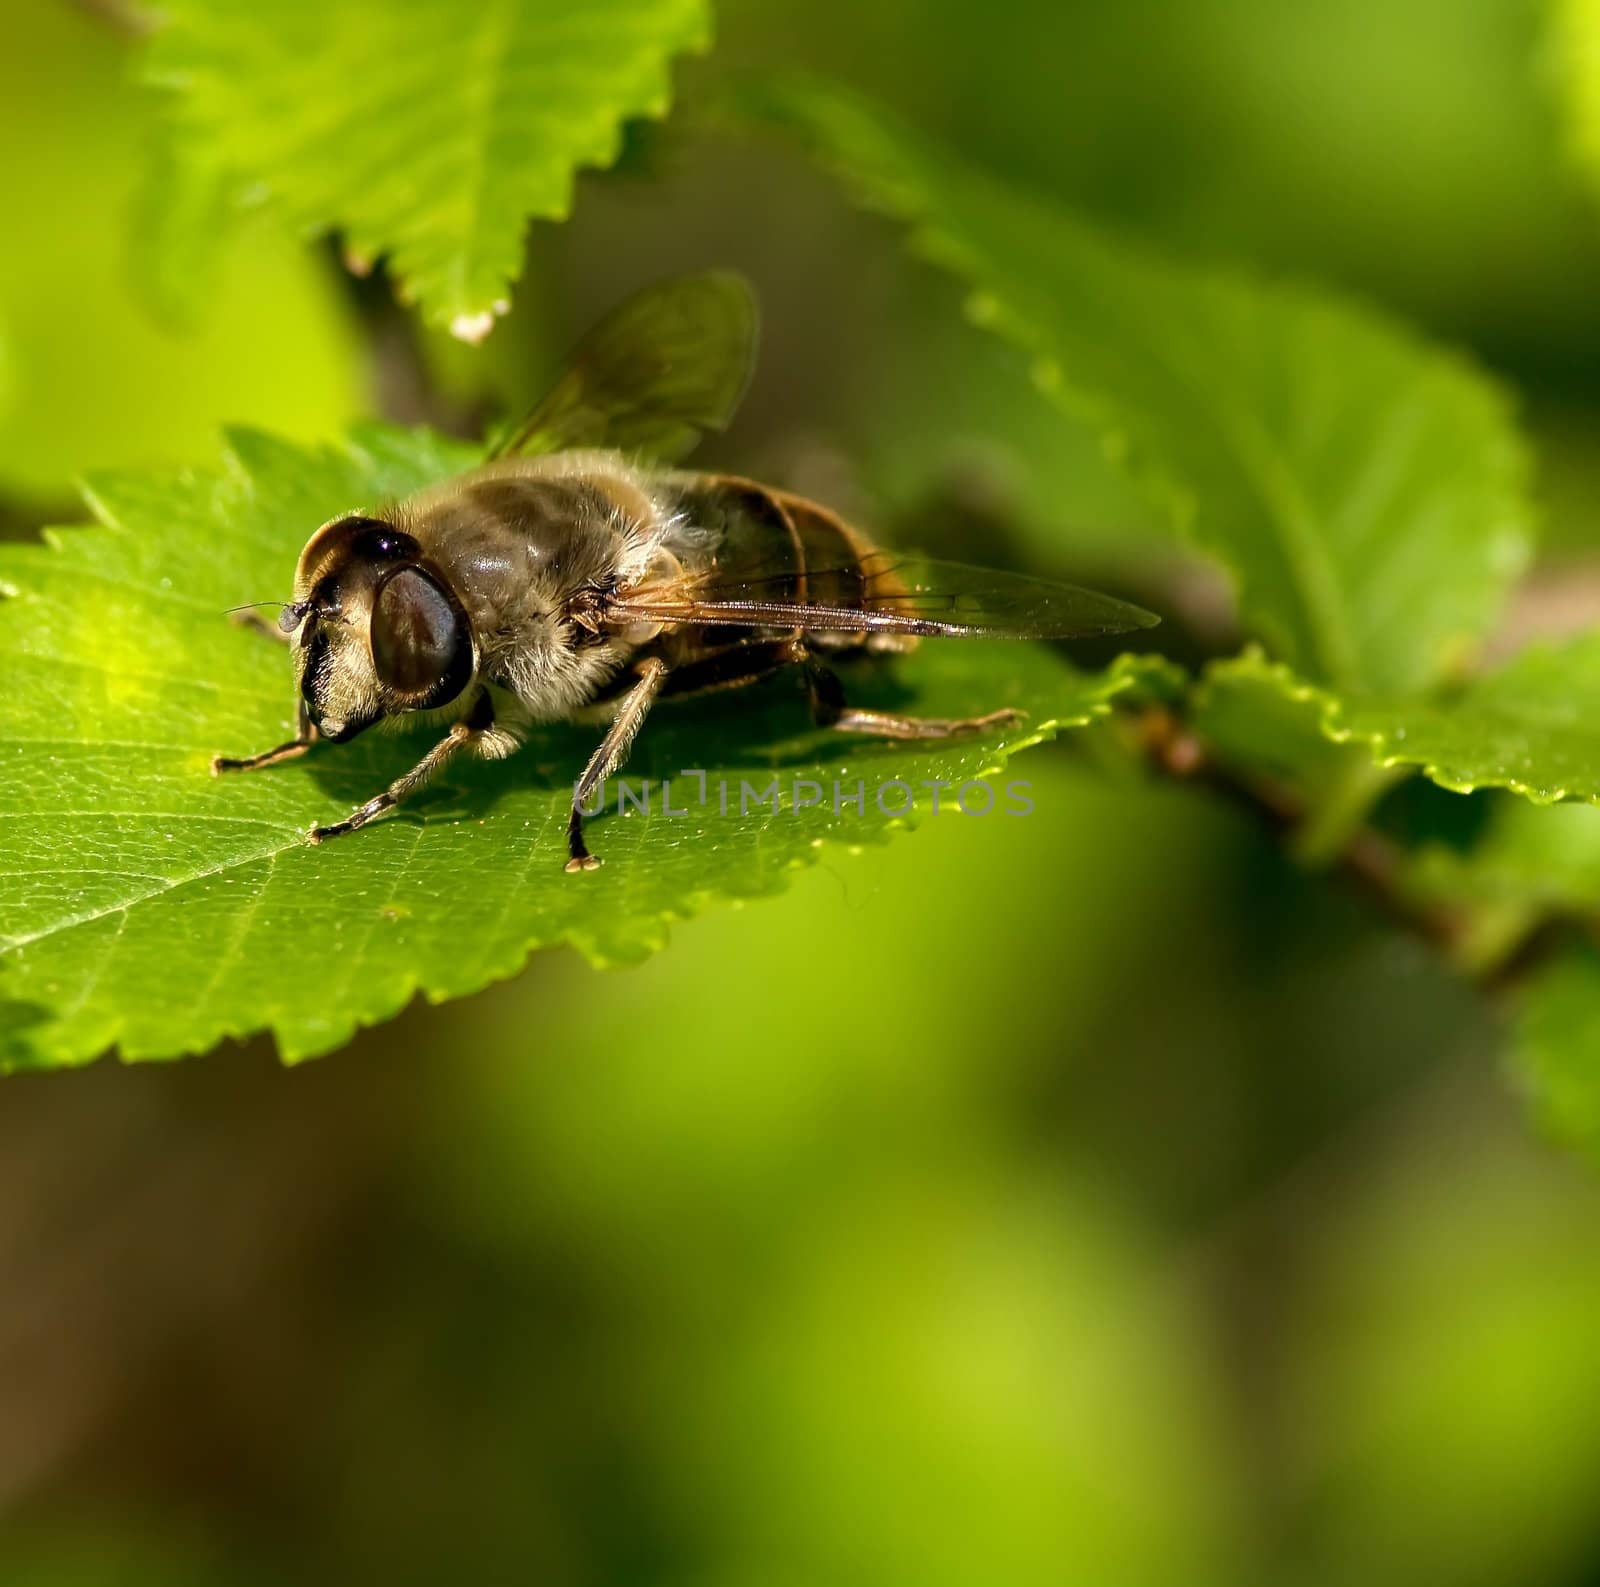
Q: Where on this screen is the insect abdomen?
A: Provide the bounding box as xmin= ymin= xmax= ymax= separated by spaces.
xmin=674 ymin=474 xmax=915 ymax=654
xmin=771 ymin=488 xmax=914 ymax=653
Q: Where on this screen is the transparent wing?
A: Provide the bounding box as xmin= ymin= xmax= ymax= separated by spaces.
xmin=488 ymin=272 xmax=758 ymax=463
xmin=609 ymin=553 xmax=1160 ymax=640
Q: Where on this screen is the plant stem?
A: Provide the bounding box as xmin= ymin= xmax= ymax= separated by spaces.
xmin=1289 ymin=757 xmax=1401 ymax=870
xmin=1129 ymin=705 xmax=1563 ymax=998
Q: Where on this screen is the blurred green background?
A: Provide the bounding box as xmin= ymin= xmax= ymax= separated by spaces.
xmin=7 ymin=0 xmax=1600 ymax=1582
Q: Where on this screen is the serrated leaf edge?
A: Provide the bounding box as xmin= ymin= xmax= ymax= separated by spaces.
xmin=1 ymin=465 xmax=1150 ymax=1067
xmin=139 ymin=1 xmax=716 ymax=331
xmin=735 ymin=72 xmax=1536 ymax=698
xmin=1198 ymin=645 xmax=1600 ymax=811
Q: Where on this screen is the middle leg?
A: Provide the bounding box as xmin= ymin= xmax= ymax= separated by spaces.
xmin=567 ymin=643 xmax=813 ymax=872
xmin=567 ymin=658 xmax=671 ymax=872
xmin=805 ymin=659 xmax=1023 ymax=740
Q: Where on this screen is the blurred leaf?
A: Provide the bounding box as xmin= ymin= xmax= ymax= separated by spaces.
xmin=1186 ymin=635 xmax=1600 ymax=859
xmin=1513 ymin=946 xmax=1600 ymax=1160
xmin=1172 ymin=649 xmax=1410 ymax=871
xmin=0 ymin=310 xmax=13 ymax=426
xmin=1554 ymin=0 xmax=1600 ymax=203
xmin=129 ymin=112 xmax=239 ymax=333
xmin=1398 ymin=797 xmax=1600 ymax=975
xmin=0 ymin=1523 xmax=248 ymax=1587
xmin=0 ymin=425 xmax=1148 ymax=1069
xmin=143 ymin=0 xmax=712 ymax=337
xmin=721 ymin=0 xmax=1600 ymax=365
xmin=441 ymin=757 xmax=1237 ymax=1250
xmin=1410 ymin=798 xmax=1600 ymax=918
xmin=1181 ymin=632 xmax=1600 ymax=941
xmin=678 ymin=1174 xmax=1241 ymax=1587
xmin=1162 ymin=640 xmax=1600 ymax=1002
xmin=1190 ymin=648 xmax=1365 ymax=791
xmin=1288 ymin=1093 xmax=1600 ymax=1587
xmin=742 ymin=75 xmax=1535 ymax=696
xmin=0 ymin=0 xmax=358 ymax=501
xmin=1331 ymin=633 xmax=1600 ymax=801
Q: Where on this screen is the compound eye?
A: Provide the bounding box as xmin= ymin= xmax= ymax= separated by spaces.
xmin=371 ymin=566 xmax=468 ymax=702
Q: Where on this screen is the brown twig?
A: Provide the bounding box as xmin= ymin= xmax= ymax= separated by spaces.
xmin=1129 ymin=705 xmax=1569 ymax=996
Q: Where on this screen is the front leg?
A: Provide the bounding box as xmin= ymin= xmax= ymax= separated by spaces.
xmin=213 ymin=699 xmax=319 ymax=774
xmin=567 ymin=658 xmax=669 ymax=872
xmin=307 ymin=692 xmax=496 ymax=844
xmin=228 ymin=606 xmax=295 ymax=645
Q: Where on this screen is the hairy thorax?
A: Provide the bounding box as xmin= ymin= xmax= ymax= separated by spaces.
xmin=393 ymin=452 xmax=684 ymax=722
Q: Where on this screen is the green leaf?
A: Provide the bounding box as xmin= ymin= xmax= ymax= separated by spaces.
xmin=1185 ymin=637 xmax=1600 ymax=870
xmin=0 ymin=427 xmax=1143 ymax=1069
xmin=143 ymin=0 xmax=712 ymax=336
xmin=1411 ymin=799 xmax=1600 ymax=919
xmin=1512 ymin=946 xmax=1600 ymax=1162
xmin=1405 ymin=798 xmax=1600 ymax=975
xmin=740 ymin=75 xmax=1534 ymax=696
xmin=1329 ymin=633 xmax=1600 ymax=803
xmin=0 ymin=0 xmax=359 ymax=501
xmin=1192 ymin=631 xmax=1600 ymax=812
xmin=1184 ymin=643 xmax=1600 ymax=974
xmin=129 ymin=110 xmax=239 ymax=334
xmin=1554 ymin=0 xmax=1600 ymax=206
xmin=1183 ymin=649 xmax=1403 ymax=866
xmin=1189 ymin=649 xmax=1360 ymax=791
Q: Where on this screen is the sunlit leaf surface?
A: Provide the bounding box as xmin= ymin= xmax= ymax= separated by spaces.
xmin=0 ymin=427 xmax=1143 ymax=1067
xmin=1330 ymin=635 xmax=1600 ymax=802
xmin=1179 ymin=637 xmax=1600 ymax=829
xmin=144 ymin=0 xmax=712 ymax=334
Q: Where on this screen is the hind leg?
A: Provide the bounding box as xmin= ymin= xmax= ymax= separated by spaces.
xmin=805 ymin=660 xmax=1023 ymax=739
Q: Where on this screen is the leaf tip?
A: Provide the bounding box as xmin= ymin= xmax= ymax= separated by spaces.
xmin=449 ymin=304 xmax=507 ymax=345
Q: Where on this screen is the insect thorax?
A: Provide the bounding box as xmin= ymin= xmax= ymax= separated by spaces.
xmin=397 ymin=454 xmax=679 ymax=720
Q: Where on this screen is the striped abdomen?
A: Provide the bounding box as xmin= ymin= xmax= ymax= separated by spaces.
xmin=669 ymin=473 xmax=916 ymax=655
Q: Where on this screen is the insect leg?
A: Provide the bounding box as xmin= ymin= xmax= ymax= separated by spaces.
xmin=230 ymin=608 xmax=294 ymax=645
xmin=567 ymin=657 xmax=670 ymax=873
xmin=806 ymin=660 xmax=1024 ymax=740
xmin=212 ymin=699 xmax=319 ymax=774
xmin=306 ymin=692 xmax=495 ymax=844
xmin=657 ymin=639 xmax=804 ymax=698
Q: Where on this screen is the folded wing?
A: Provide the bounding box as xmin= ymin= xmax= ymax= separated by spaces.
xmin=610 ymin=553 xmax=1160 ymax=640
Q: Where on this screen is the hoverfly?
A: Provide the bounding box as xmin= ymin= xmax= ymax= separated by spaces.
xmin=214 ymin=273 xmax=1158 ymax=870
